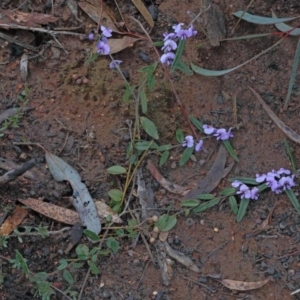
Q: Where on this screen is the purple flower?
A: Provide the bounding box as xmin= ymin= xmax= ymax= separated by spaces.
xmin=237 ymin=184 xmax=251 ymax=199
xmin=255 ymin=173 xmax=266 ymax=183
xmin=162 ymin=39 xmax=177 ymax=53
xmin=214 ymin=128 xmax=233 ymax=140
xmin=172 ymin=23 xmax=184 ymax=33
xmin=195 ymin=140 xmax=203 ymax=152
xmin=176 ymin=28 xmax=193 ymax=40
xmin=101 ymin=26 xmax=112 ymax=38
xmin=232 ymin=180 xmax=243 ymax=188
xmin=277 ymin=168 xmax=291 ymax=176
xmin=163 ymin=32 xmax=176 ymax=41
xmin=182 ymin=135 xmax=194 ymax=148
xmin=250 ymin=187 xmax=259 ymax=200
xmin=88 ymin=33 xmax=94 ymax=40
xmin=109 ymin=60 xmax=122 ymax=69
xmin=187 ymin=24 xmax=197 ymax=37
xmin=279 ymin=175 xmax=296 ymax=191
xmin=97 ymin=41 xmax=110 ymax=55
xmin=203 ymin=124 xmax=215 ymax=135
xmin=160 ymin=52 xmax=175 ymax=65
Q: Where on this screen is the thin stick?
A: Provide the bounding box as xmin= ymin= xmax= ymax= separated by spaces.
xmin=0 ymin=23 xmax=85 ymax=36
xmin=0 ymin=32 xmax=38 ymax=52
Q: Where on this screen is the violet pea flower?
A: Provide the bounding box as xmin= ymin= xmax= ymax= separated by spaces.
xmin=182 ymin=135 xmax=194 ymax=148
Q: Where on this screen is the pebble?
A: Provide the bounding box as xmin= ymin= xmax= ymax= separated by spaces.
xmin=102 ymin=290 xmax=112 ymax=299
xmin=279 ymin=221 xmax=288 ymax=229
xmin=272 ymin=272 xmax=281 ymax=280
xmin=170 ymin=161 xmax=177 ymax=169
xmin=288 ymin=269 xmax=295 ymax=277
xmin=198 ymin=276 xmax=208 ymax=283
xmin=266 ymin=265 xmax=275 ymax=275
xmin=199 ymin=159 xmax=205 ymax=166
xmin=186 ymin=218 xmax=195 ymax=227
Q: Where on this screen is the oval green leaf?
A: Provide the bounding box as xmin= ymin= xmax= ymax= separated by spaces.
xmin=159 ymin=151 xmax=170 ymax=166
xmin=179 ymin=146 xmax=194 ymax=166
xmin=181 ymin=199 xmax=201 ymax=207
xmin=107 ymin=165 xmax=127 ymax=175
xmin=176 ymin=128 xmax=184 ymax=143
xmin=229 ymin=195 xmax=238 ymax=215
xmin=108 ymin=189 xmax=123 ymax=202
xmin=193 ymin=197 xmax=220 ymax=213
xmin=140 ymin=116 xmax=159 ymax=140
xmin=236 ymin=199 xmax=250 ymax=222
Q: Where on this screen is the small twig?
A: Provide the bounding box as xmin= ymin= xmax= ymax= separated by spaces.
xmin=0 ymin=158 xmax=36 ymax=186
xmin=0 ymin=23 xmax=85 ymax=37
xmin=49 ymin=34 xmax=68 ymax=54
xmin=0 ymin=32 xmax=38 ymax=52
xmin=135 ymin=260 xmax=150 ymax=289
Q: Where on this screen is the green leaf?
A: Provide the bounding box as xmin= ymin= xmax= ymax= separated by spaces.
xmin=156 ymin=214 xmax=177 ymax=232
xmin=171 ymin=39 xmax=186 ymax=73
xmin=179 ymin=146 xmax=194 ymax=166
xmin=284 ymin=140 xmax=297 ymax=171
xmin=112 ymin=203 xmax=122 ymax=213
xmin=159 ymin=151 xmax=170 ymax=166
xmin=220 ymin=187 xmax=236 ymax=196
xmin=115 ymin=228 xmax=125 ymax=237
xmin=72 ymin=262 xmax=84 ymax=269
xmin=106 ymin=237 xmax=119 ymax=253
xmin=108 ymin=189 xmax=123 ymax=202
xmin=129 ymin=154 xmax=137 ymax=164
xmin=107 ymin=165 xmax=127 ymax=175
xmin=175 ymin=61 xmax=193 ymax=75
xmin=156 ymin=144 xmax=173 ymax=151
xmin=236 ymin=199 xmax=250 ymax=222
xmin=181 ymin=199 xmax=201 ymax=207
xmin=285 ymin=189 xmax=300 ymax=214
xmin=152 ymin=41 xmax=164 ymax=47
xmin=135 ymin=141 xmax=158 ymax=150
xmin=123 ymin=82 xmax=132 ymax=102
xmin=29 ymin=272 xmax=48 ymax=282
xmin=196 ymin=193 xmax=215 ymax=200
xmin=176 ymin=128 xmax=184 ymax=143
xmin=258 ymin=183 xmax=269 ymax=193
xmin=223 ymin=140 xmax=239 ymax=162
xmin=147 ymin=74 xmax=156 ymax=91
xmin=88 ymin=260 xmax=100 ymax=275
xmin=15 ymin=250 xmax=29 ymax=275
xmin=83 ymin=229 xmax=100 ymax=242
xmin=84 ymin=53 xmax=98 ymax=65
xmin=193 ymin=197 xmax=220 ymax=213
xmin=57 ymin=259 xmax=68 ymax=270
xmin=140 ymin=116 xmax=159 ymax=140
xmin=272 ymin=11 xmax=300 ymax=36
xmin=285 ymin=36 xmax=300 ymax=107
xmin=233 ymin=11 xmax=298 ymax=25
xmin=63 ymin=270 xmax=74 ymax=284
xmin=229 ymin=177 xmax=258 ymax=185
xmin=189 ymin=116 xmax=204 ymax=132
xmin=98 ymin=249 xmax=110 ymax=256
xmin=229 ymin=196 xmax=238 ymax=215
xmin=141 ymin=90 xmax=147 ymax=114
xmin=75 ymin=244 xmax=89 ymax=260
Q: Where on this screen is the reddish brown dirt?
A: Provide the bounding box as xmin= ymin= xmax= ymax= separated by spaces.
xmin=1 ymin=0 xmax=300 ymax=299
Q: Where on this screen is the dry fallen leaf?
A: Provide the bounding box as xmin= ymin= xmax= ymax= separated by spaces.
xmin=131 ymin=0 xmax=154 ymax=27
xmin=17 ymin=198 xmax=122 ymax=225
xmin=78 ymin=0 xmax=120 ymax=33
xmin=249 ymin=86 xmax=300 ymax=144
xmin=45 ymin=152 xmax=101 ymax=234
xmin=159 ymin=231 xmax=169 ymax=242
xmin=0 ymin=8 xmax=58 ymax=28
xmin=220 ymin=277 xmax=271 ymax=291
xmin=20 ymin=53 xmax=28 ymax=81
xmin=0 ymin=206 xmax=28 ymax=236
xmin=18 ymin=198 xmax=80 ymax=225
xmin=107 ymin=36 xmax=140 ymax=54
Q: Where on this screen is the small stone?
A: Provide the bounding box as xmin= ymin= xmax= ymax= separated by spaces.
xmin=186 ymin=218 xmax=195 ymax=227
xmin=199 ymin=159 xmax=205 ymax=166
xmin=279 ymin=221 xmax=288 ymax=229
xmin=198 ymin=276 xmax=208 ymax=283
xmin=132 ymin=259 xmax=140 ymax=266
xmin=57 ymin=249 xmax=64 ymax=255
xmin=102 ymin=290 xmax=111 ymax=299
xmin=170 ymin=161 xmax=177 ymax=169
xmin=272 ymin=272 xmax=281 ymax=280
xmin=266 ymin=266 xmax=275 ymax=275
xmin=288 ymin=269 xmax=295 ymax=277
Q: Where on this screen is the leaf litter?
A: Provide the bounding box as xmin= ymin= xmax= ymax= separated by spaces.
xmin=45 ymin=152 xmax=101 ymax=234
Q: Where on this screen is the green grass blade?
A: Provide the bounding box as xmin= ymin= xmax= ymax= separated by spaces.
xmin=285 ymin=36 xmax=300 ymax=107
xmin=175 ymin=61 xmax=193 ymax=75
xmin=221 ymin=33 xmax=272 ymax=42
xmin=233 ymin=11 xmax=298 ymax=25
xmin=223 ymin=140 xmax=239 ymax=162
xmin=236 ymin=199 xmax=250 ymax=222
xmin=285 ymin=188 xmax=300 ymax=214
xmin=284 ymin=140 xmax=297 ymax=171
